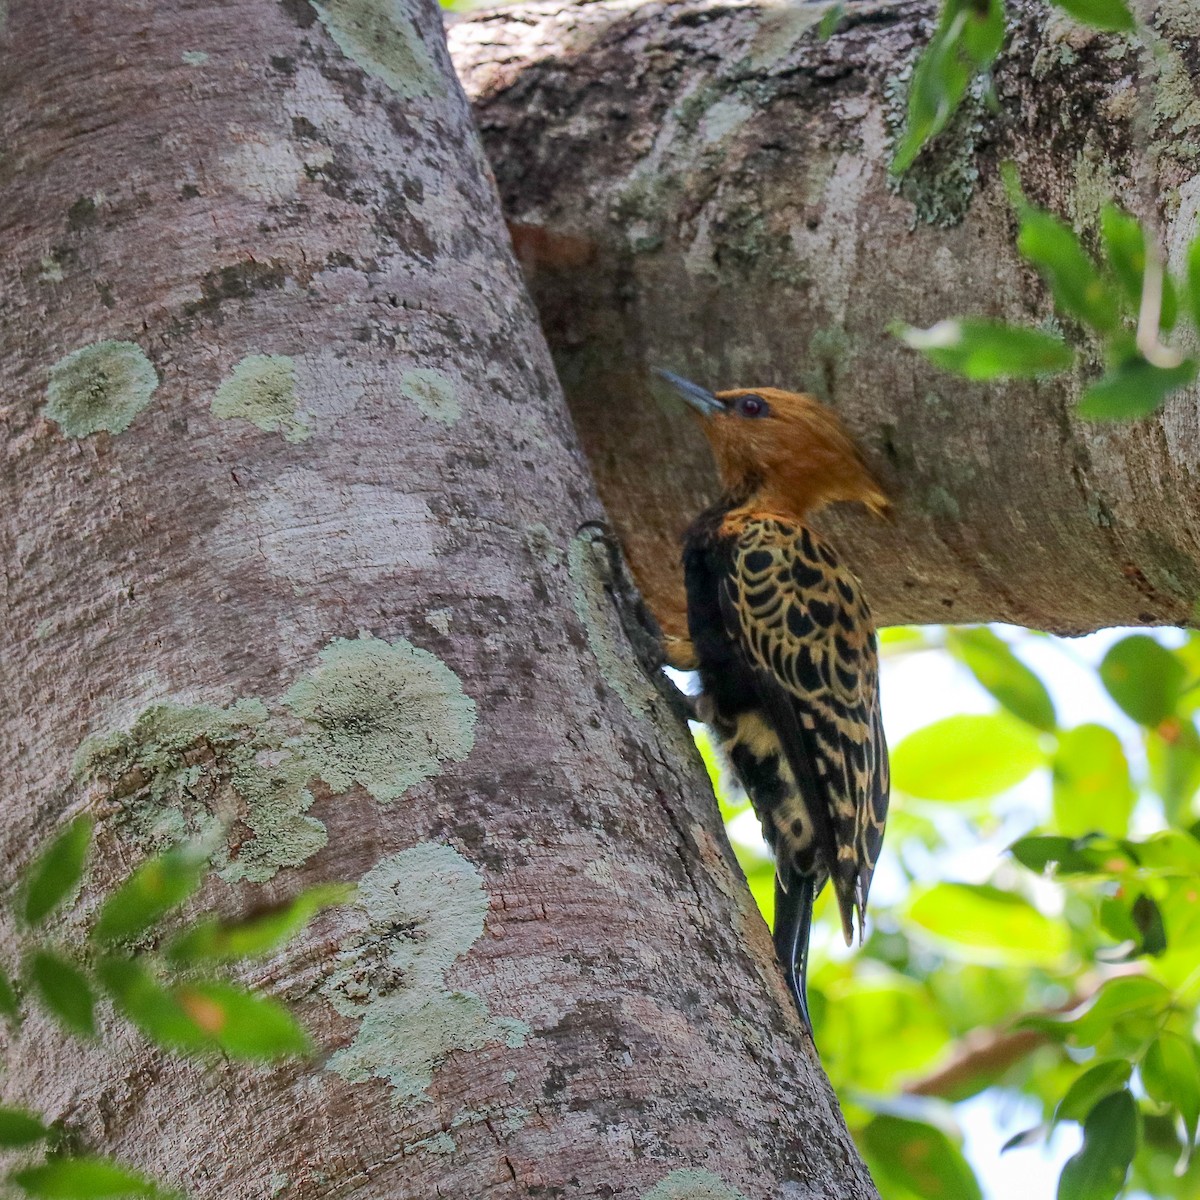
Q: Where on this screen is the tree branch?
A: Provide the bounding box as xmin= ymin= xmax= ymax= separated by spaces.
xmin=451 ymin=0 xmax=1200 ymax=634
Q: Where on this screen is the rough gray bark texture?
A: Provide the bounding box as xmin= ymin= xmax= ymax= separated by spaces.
xmin=450 ymin=0 xmax=1200 ymax=638
xmin=0 ymin=1 xmax=877 ymax=1197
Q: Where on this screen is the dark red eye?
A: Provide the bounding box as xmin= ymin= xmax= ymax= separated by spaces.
xmin=737 ymin=394 xmax=768 ymax=418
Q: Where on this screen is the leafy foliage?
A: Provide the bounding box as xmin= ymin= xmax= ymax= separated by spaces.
xmin=23 ymin=817 xmax=92 ymax=927
xmin=895 ymin=0 xmax=1134 ymax=172
xmin=892 ymin=0 xmax=1006 ymax=175
xmin=2 ymin=823 xmax=348 ymax=1197
xmin=896 ymin=187 xmax=1200 ymax=419
xmin=892 ymin=2 xmax=1200 ymax=421
xmin=717 ymin=626 xmax=1200 ymax=1198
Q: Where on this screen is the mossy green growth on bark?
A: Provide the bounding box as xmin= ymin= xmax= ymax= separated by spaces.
xmin=44 ymin=340 xmax=159 ymax=437
xmin=642 ymin=1170 xmax=748 ymax=1200
xmin=311 ymin=0 xmax=440 ymax=100
xmin=211 ymin=354 xmax=312 ymax=443
xmin=283 ymin=634 xmax=476 ymax=804
xmin=322 ymin=843 xmax=528 ymax=1104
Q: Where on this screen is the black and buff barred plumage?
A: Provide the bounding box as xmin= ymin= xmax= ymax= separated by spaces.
xmin=658 ymin=371 xmax=891 ymax=1028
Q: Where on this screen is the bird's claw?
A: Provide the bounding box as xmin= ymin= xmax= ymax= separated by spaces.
xmin=574 ymin=521 xmax=698 ymax=726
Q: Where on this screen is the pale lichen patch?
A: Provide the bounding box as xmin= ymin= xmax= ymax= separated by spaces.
xmin=883 ymin=67 xmax=988 ymax=228
xmin=74 ymin=698 xmax=326 ymax=883
xmin=282 ymin=634 xmax=476 ymax=804
xmin=181 ymin=50 xmax=209 ymax=65
xmin=643 ymin=1169 xmax=749 ymax=1200
xmin=746 ymin=2 xmax=824 ymax=71
xmin=568 ymin=529 xmax=654 ymax=720
xmin=400 ymin=368 xmax=460 ymax=425
xmin=427 ymin=608 xmax=452 ymax=635
xmin=44 ymin=340 xmax=159 ymax=437
xmin=222 ymin=138 xmax=306 ymax=206
xmin=1068 ymin=134 xmax=1116 ymax=233
xmin=212 ymin=354 xmax=312 ymax=443
xmin=698 ymin=97 xmax=753 ymax=145
xmin=77 ymin=636 xmax=476 ymax=877
xmin=322 ymin=844 xmax=528 ymax=1104
xmin=1153 ymin=42 xmax=1200 ymax=164
xmin=404 ymin=1130 xmax=456 ymax=1156
xmin=523 ymin=523 xmax=565 ymax=571
xmin=214 ymin=469 xmax=436 ymax=586
xmin=311 ymin=0 xmax=440 ymax=100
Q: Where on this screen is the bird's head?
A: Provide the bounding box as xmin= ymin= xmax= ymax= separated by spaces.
xmin=657 ymin=370 xmax=890 ymax=520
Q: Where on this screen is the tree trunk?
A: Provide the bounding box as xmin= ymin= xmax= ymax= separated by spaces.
xmin=449 ymin=0 xmax=1200 ymax=637
xmin=0 ymin=1 xmax=876 ymax=1197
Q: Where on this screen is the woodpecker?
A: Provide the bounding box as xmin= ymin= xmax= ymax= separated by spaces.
xmin=657 ymin=370 xmax=891 ymax=1029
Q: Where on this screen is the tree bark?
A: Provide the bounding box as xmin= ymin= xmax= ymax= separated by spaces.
xmin=0 ymin=1 xmax=876 ymax=1197
xmin=450 ymin=0 xmax=1200 ymax=637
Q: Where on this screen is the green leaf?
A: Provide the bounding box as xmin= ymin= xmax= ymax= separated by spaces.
xmin=1001 ymin=1126 xmax=1045 ymax=1153
xmin=28 ymin=952 xmax=95 ymax=1037
xmin=0 ymin=966 xmax=19 ymax=1020
xmin=95 ymin=958 xmax=208 ymax=1055
xmin=905 ymin=882 xmax=1069 ymax=966
xmin=1011 ymin=835 xmax=1083 ymax=873
xmin=173 ymin=982 xmax=310 ymax=1060
xmin=1056 ymin=1060 xmax=1133 ymax=1124
xmin=1100 ymin=205 xmax=1146 ymax=311
xmin=946 ymin=627 xmax=1057 ymax=730
xmin=1187 ymin=234 xmax=1200 ymax=332
xmin=1129 ymin=829 xmax=1200 ymax=874
xmin=1143 ymin=1032 xmax=1200 ymax=1145
xmin=1131 ymin=892 xmax=1168 ymax=957
xmin=1057 ymin=1089 xmax=1138 ymax=1200
xmin=22 ymin=817 xmax=92 ymax=926
xmin=861 ymin=1113 xmax=983 ymax=1200
xmin=1026 ymin=976 xmax=1171 ymax=1046
xmin=1015 ymin=204 xmax=1119 ymax=332
xmin=1048 ymin=0 xmax=1135 ymax=33
xmin=892 ymin=0 xmax=1005 ymax=174
xmin=93 ymin=845 xmax=208 ymax=945
xmin=817 ymin=1 xmax=845 ymax=40
xmin=892 ymin=713 xmax=1045 ymax=801
xmin=1079 ymin=357 xmax=1198 ymax=420
xmin=1098 ymin=895 xmax=1140 ymax=944
xmin=1098 ymin=206 xmax=1178 ymax=330
xmin=1052 ymin=724 xmax=1135 ymax=837
xmin=879 ymin=626 xmax=930 ymax=651
xmin=1100 ymin=635 xmax=1187 ymax=725
xmin=1009 ymin=833 xmax=1131 ymax=876
xmin=1161 ymin=272 xmax=1180 ymax=333
xmin=0 ymin=1108 xmax=50 ymax=1147
xmin=891 ymin=318 xmax=1074 ymax=380
xmin=165 ymin=884 xmax=354 ymax=965
xmin=11 ymin=1156 xmax=166 ymax=1198
xmin=1147 ymin=725 xmax=1200 ymax=824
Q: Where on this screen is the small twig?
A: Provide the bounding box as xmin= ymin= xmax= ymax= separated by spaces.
xmin=1136 ymin=247 xmax=1183 ymax=368
xmin=902 ymin=971 xmax=1137 ymax=1100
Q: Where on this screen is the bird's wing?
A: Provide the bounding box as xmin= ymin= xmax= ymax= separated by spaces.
xmin=718 ymin=514 xmax=888 ymax=943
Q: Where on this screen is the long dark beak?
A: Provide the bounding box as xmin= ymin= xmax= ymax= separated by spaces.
xmin=655 ymin=368 xmax=724 ymax=416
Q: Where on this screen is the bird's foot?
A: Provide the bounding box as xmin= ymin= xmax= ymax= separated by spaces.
xmin=574 ymin=521 xmax=698 ymax=726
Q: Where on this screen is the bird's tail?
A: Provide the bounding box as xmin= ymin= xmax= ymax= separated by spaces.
xmin=773 ymin=869 xmax=816 ymax=1032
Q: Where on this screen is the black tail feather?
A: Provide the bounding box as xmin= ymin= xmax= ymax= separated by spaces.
xmin=774 ymin=871 xmax=816 ymax=1033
